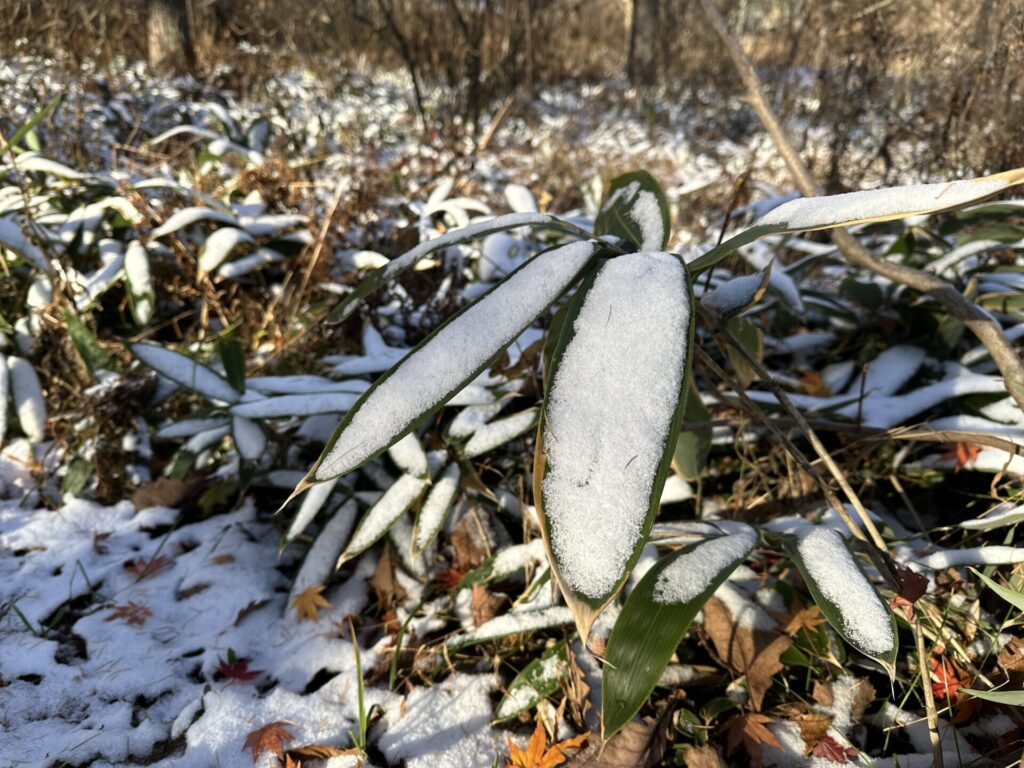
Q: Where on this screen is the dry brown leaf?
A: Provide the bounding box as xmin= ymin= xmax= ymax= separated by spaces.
xmin=793 ymin=712 xmax=832 ymax=753
xmin=723 ymin=713 xmax=780 ymax=768
xmin=287 ymin=744 xmax=361 ymax=761
xmin=570 ymin=691 xmax=682 ymax=767
xmin=682 ymin=744 xmax=727 ymax=768
xmin=450 ymin=513 xmax=491 ymax=571
xmin=242 ymin=720 xmax=295 ymax=764
xmin=810 ymin=734 xmax=858 ymax=762
xmin=811 ymin=680 xmax=834 ymax=708
xmin=106 ymin=601 xmax=152 ymax=627
xmin=471 ymin=583 xmax=504 ymax=627
xmin=290 ymin=584 xmax=331 ymax=622
xmin=703 ymin=597 xmax=791 ymax=710
xmin=131 ymin=476 xmax=203 ymax=512
xmin=564 ymin=643 xmax=591 ymax=726
xmin=812 ymin=678 xmax=875 ymax=726
xmin=368 ymin=544 xmax=407 ymax=614
xmin=998 ymin=635 xmax=1024 ymax=685
xmin=782 ymin=603 xmax=824 ymax=636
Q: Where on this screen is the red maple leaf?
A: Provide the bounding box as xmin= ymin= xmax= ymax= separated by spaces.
xmin=218 ymin=656 xmax=262 ymax=682
xmin=810 ymin=735 xmax=858 ymax=762
xmin=930 ymin=655 xmax=968 ymax=703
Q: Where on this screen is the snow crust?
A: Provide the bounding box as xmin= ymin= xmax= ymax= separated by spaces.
xmin=542 ymin=252 xmax=690 ymax=599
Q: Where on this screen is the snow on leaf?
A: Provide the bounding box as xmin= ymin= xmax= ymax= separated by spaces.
xmin=290 ymin=584 xmax=331 ymax=623
xmin=230 ymin=392 xmax=359 ymax=418
xmin=461 ymin=408 xmax=537 ymax=458
xmin=330 ymin=212 xmax=580 ymax=323
xmin=304 ymin=240 xmax=598 ymax=487
xmin=242 ymin=721 xmax=296 ymax=764
xmin=0 ymin=216 xmax=49 ymax=271
xmin=786 ymin=526 xmax=896 ymax=670
xmin=8 ymin=357 xmax=46 ymax=443
xmin=131 ymin=343 xmax=241 ymax=404
xmin=414 ymin=462 xmax=460 ymax=554
xmin=199 ymin=227 xmax=255 ymax=274
xmin=150 ymin=206 xmax=237 ymax=239
xmin=539 ymin=251 xmax=691 ymax=636
xmin=754 ymin=170 xmax=1024 ymax=232
xmin=339 ymin=474 xmax=427 ymax=562
xmin=124 ymin=240 xmax=154 ymax=325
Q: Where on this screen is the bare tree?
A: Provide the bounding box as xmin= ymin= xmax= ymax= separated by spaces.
xmin=627 ymin=0 xmax=659 ymax=86
xmin=147 ymin=0 xmax=192 ymax=71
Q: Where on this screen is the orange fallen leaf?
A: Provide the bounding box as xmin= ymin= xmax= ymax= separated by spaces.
xmin=291 ymin=584 xmax=331 ymax=622
xmin=242 ymin=721 xmax=295 ymax=764
xmin=506 ymin=719 xmax=588 ymax=768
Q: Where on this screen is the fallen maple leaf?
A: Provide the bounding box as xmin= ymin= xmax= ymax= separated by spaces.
xmin=291 ymin=584 xmax=331 ymax=622
xmin=782 ymin=603 xmax=825 ymax=636
xmin=107 ymin=601 xmax=152 ymax=627
xmin=810 ymin=734 xmax=858 ymax=762
xmin=242 ymin=721 xmax=295 ymax=764
xmin=506 ymin=719 xmax=588 ymax=768
xmin=218 ymin=655 xmax=262 ymax=682
xmin=704 ymin=597 xmax=792 ymax=710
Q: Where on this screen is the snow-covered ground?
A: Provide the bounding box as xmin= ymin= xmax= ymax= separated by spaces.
xmin=2 ymin=56 xmax=1023 ymax=767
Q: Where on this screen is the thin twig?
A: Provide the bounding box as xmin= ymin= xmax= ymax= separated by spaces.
xmin=913 ymin=615 xmax=945 ymax=768
xmin=712 ymin=318 xmax=893 ymax=568
xmin=694 ymin=346 xmax=871 ymax=548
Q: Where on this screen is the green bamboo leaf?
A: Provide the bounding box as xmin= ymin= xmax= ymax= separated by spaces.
xmin=594 ymin=170 xmax=670 ymax=251
xmin=536 ymin=251 xmax=695 ymax=640
xmin=64 ymin=312 xmax=113 ymax=373
xmin=724 ymin=315 xmax=763 ymax=389
xmin=672 ymin=384 xmax=711 ymax=481
xmin=495 ymin=641 xmax=569 ymax=722
xmin=959 ymin=687 xmax=1024 ymax=705
xmin=292 ymin=240 xmax=598 ymax=497
xmin=970 ymin=567 xmax=1024 ymax=613
xmin=217 ymin=327 xmax=247 ymax=394
xmin=4 ymin=94 xmax=61 ymax=152
xmin=602 ymin=526 xmax=757 ymax=739
xmin=782 ymin=526 xmax=898 ymax=677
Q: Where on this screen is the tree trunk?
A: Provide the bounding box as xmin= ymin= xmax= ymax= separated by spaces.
xmin=627 ymin=0 xmax=659 ymax=86
xmin=148 ymin=0 xmax=192 ymax=72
